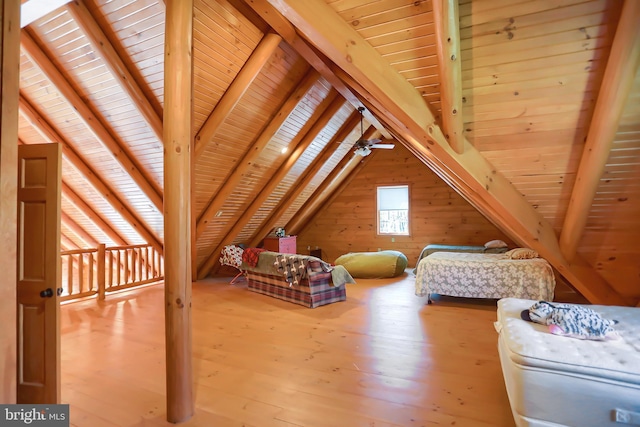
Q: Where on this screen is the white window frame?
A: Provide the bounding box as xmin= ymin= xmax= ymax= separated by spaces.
xmin=376 ymin=185 xmax=409 ymax=236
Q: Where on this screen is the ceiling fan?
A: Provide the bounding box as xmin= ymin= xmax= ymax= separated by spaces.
xmin=351 ymin=107 xmax=394 ymax=156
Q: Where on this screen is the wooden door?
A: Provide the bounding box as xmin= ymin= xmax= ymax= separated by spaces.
xmin=16 ymin=143 xmax=61 ymax=404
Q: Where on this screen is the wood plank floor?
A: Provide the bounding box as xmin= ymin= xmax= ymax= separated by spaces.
xmin=61 ymin=272 xmax=518 ymax=427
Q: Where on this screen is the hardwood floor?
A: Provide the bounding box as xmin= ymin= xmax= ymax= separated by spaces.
xmin=61 ymin=273 xmax=516 ymax=427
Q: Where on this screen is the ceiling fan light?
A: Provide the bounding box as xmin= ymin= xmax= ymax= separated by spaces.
xmin=354 ymin=146 xmax=371 ymax=157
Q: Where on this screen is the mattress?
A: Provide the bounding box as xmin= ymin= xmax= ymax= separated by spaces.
xmin=495 ymin=298 xmax=640 ymax=427
xmin=415 ymin=252 xmax=555 ymax=300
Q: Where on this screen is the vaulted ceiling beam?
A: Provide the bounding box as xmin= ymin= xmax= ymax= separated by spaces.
xmin=433 ymin=0 xmax=464 ymax=154
xmin=249 ymin=109 xmax=362 ymax=246
xmin=66 ymin=0 xmax=164 ymax=147
xmin=267 ymin=0 xmax=629 ymax=306
xmin=18 ymin=95 xmax=163 ymax=252
xmin=61 ymin=182 xmax=128 ymax=246
xmin=559 ymin=0 xmax=640 ymax=261
xmin=196 ymin=68 xmax=319 ymax=238
xmin=61 ymin=212 xmax=99 ymax=248
xmin=20 ymin=30 xmax=164 ymax=213
xmin=194 ymin=31 xmax=282 ymax=158
xmin=291 ymin=153 xmax=369 ymax=237
xmin=18 ymin=138 xmax=127 ymax=247
xmin=336 ymin=27 xmax=631 ymax=308
xmin=287 ymin=127 xmax=378 ymax=235
xmin=60 ymin=233 xmax=78 ymax=251
xmin=197 ymin=92 xmax=345 ymax=278
xmin=241 ymin=0 xmax=390 ymax=139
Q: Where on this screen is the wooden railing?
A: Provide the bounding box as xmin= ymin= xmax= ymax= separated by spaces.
xmin=60 ymin=243 xmax=164 ymax=302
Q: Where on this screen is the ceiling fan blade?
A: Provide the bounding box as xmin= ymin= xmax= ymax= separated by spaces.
xmin=371 ymin=143 xmax=395 ymax=149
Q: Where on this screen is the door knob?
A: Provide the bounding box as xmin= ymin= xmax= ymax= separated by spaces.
xmin=40 ymin=288 xmax=53 ymax=298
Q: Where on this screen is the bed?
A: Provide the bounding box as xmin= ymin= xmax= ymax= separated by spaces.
xmin=414 ymin=252 xmax=555 ymax=302
xmin=495 ymin=298 xmax=640 ymax=427
xmin=413 ymin=243 xmax=508 ymax=273
xmin=240 ymin=251 xmax=354 ymax=308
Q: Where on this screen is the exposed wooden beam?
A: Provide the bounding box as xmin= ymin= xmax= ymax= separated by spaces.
xmin=433 ymin=0 xmax=464 ymax=154
xmin=196 ymin=68 xmax=319 ymax=238
xmin=61 ymin=212 xmax=99 ymax=248
xmin=242 ymin=0 xmax=390 ymax=139
xmin=559 ymin=0 xmax=640 ymax=261
xmin=20 ymin=30 xmax=164 ymax=213
xmin=291 ymin=153 xmax=369 ymax=238
xmin=61 ymin=182 xmax=128 ymax=246
xmin=346 ymin=57 xmax=631 ymax=308
xmin=19 ymin=137 xmax=127 ymax=246
xmin=60 ymin=232 xmax=78 ymax=251
xmin=20 ymin=0 xmax=72 ymax=28
xmin=194 ymin=31 xmax=282 ymax=158
xmin=266 ymin=0 xmax=630 ymax=306
xmin=163 ymin=0 xmax=194 ymax=422
xmin=286 ymin=127 xmax=378 ymax=235
xmin=250 ymin=110 xmax=361 ymax=245
xmin=18 ymin=94 xmax=163 ymax=252
xmin=66 ymin=0 xmax=164 ymax=147
xmin=197 ymin=92 xmax=345 ymax=279
xmin=227 ymin=0 xmax=270 ymax=33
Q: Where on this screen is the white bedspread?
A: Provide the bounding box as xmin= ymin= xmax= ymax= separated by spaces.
xmin=414 ymin=252 xmax=555 ymax=300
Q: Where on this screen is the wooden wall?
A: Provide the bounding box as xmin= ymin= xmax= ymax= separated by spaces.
xmin=297 ymin=143 xmax=514 ymax=267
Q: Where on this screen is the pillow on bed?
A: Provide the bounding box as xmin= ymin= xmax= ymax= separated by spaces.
xmin=504 ymin=247 xmax=538 ymax=259
xmin=484 ymin=239 xmax=508 ymax=249
xmin=334 ymin=250 xmax=408 ymax=278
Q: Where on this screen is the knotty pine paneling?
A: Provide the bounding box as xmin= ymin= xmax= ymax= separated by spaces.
xmin=59 ymin=156 xmax=148 ymax=246
xmin=239 ymin=102 xmax=355 ymax=243
xmin=327 ymin=0 xmax=437 ymax=107
xmin=460 ymin=0 xmax=640 ymax=302
xmin=297 ymin=144 xmax=514 ymax=266
xmin=90 ymin=0 xmax=166 ymax=93
xmin=192 ymin=0 xmax=263 ymax=132
xmin=193 ymin=44 xmax=306 ymax=215
xmin=195 ymin=59 xmax=319 ymax=263
xmin=458 ymin=1 xmax=629 ymax=301
xmin=577 ymin=68 xmax=640 ymax=299
xmin=61 ymin=195 xmax=116 ymax=247
xmin=25 ymin=13 xmax=165 ymax=236
xmin=29 ymin=8 xmax=162 ymax=184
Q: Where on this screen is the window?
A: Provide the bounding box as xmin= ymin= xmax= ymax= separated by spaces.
xmin=377 ymin=185 xmax=409 ymax=235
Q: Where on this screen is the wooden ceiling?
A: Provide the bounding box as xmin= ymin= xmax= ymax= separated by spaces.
xmin=16 ymin=0 xmax=640 ymax=305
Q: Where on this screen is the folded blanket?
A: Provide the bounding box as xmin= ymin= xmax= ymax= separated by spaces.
xmin=243 ymin=251 xmax=355 ymax=288
xmin=242 ymin=247 xmax=265 ymax=267
xmin=274 ymin=254 xmax=309 ymax=286
xmin=330 ymin=266 xmax=356 ymax=287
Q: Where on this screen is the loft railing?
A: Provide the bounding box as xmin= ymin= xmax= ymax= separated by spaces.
xmin=60 ymin=243 xmax=164 ymax=302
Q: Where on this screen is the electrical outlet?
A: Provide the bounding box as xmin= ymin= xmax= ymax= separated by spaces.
xmin=307 ymin=246 xmax=311 ymax=250
xmin=391 ymin=237 xmax=395 ymax=242
xmin=614 ymin=408 xmax=640 ymax=424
